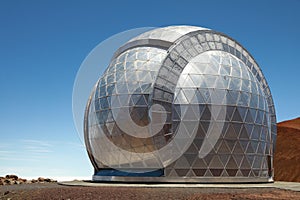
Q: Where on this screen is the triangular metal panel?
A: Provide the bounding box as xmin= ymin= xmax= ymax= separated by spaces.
xmin=208 ymin=155 xmax=224 ymax=168
xmin=225 ymin=156 xmax=238 ymax=169
xmin=221 ymin=170 xmax=229 ymax=177
xmin=182 ymin=75 xmax=195 ymax=88
xmin=175 ymin=89 xmax=188 ymax=104
xmin=246 ymin=155 xmax=255 ymax=167
xmin=233 ymin=141 xmax=244 ymax=154
xmin=204 ymin=169 xmax=213 ymax=177
xmin=195 ymin=124 xmax=206 ymax=139
xmin=219 ymin=154 xmax=230 ymax=166
xmin=238 ymin=125 xmax=249 ymax=140
xmin=185 ymin=154 xmax=198 ymax=165
xmin=246 ymin=142 xmax=255 ymax=153
xmin=217 ymin=140 xmax=231 ymax=154
xmin=182 ymin=88 xmax=196 ymax=103
xmin=233 ymin=155 xmax=244 ymax=168
xmin=232 ymin=123 xmax=243 ymax=137
xmin=191 ymin=158 xmax=207 ymax=169
xmin=174 ymin=156 xmax=191 ymax=169
xmin=240 ymin=157 xmax=251 ymax=169
xmin=183 ymin=107 xmax=198 ymax=122
xmin=225 ymin=106 xmax=235 ymax=121
xmin=215 ymin=77 xmax=226 ymax=89
xmin=244 ymin=124 xmax=254 ymax=137
xmin=191 ymin=89 xmax=205 ymax=104
xmin=252 ymin=156 xmax=262 ymax=169
xmin=219 ymin=66 xmax=231 ymax=76
xmin=136 ymin=95 xmax=148 ymax=106
xmin=239 ymin=140 xmax=249 ymax=152
xmin=200 ymin=89 xmax=211 ymax=103
xmin=226 ymin=169 xmax=238 ymax=176
xmin=232 ymin=108 xmax=243 ymax=122
xmin=251 ymin=141 xmax=259 ymax=153
xmin=249 ymin=170 xmax=255 ymax=177
xmin=249 ymin=109 xmax=258 ymax=123
xmin=193 ymin=169 xmax=206 ymax=176
xmin=168 ymin=169 xmax=178 ymax=177
xmin=178 ymin=105 xmax=189 ymax=119
xmin=175 ymin=169 xmax=189 ymax=177
xmin=185 ymin=143 xmax=198 ymax=154
xmin=186 ymin=169 xmax=196 ymax=177
xmin=210 ymin=169 xmax=223 ymax=176
xmin=200 ymin=105 xmax=211 ymax=120
xmin=213 ymin=139 xmax=223 ymax=153
xmin=224 ymin=124 xmax=237 ymax=140
xmin=204 ymin=154 xmax=214 ymax=167
xmin=204 ymin=75 xmax=217 ymax=88
xmin=190 ymin=74 xmax=203 ymax=87
xmin=182 ymin=121 xmax=198 ymax=137
xmin=215 ymin=90 xmax=227 ymax=105
xmin=240 ymin=169 xmax=250 ymax=176
xmin=237 ymin=107 xmax=247 ymax=122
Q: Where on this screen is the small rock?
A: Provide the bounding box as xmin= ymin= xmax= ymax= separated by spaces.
xmin=18 ymin=178 xmax=27 ymax=183
xmin=38 ymin=177 xmax=44 ymax=182
xmin=31 ymin=179 xmax=37 ymax=183
xmin=5 ymin=175 xmax=18 ymax=180
xmin=4 ymin=179 xmax=12 ymax=185
xmin=0 ymin=176 xmax=57 ymax=186
xmin=14 ymin=181 xmax=21 ymax=185
xmin=4 ymin=191 xmax=9 ymax=195
xmin=44 ymin=178 xmax=51 ymax=182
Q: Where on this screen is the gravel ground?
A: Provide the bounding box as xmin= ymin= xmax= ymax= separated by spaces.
xmin=1 ymin=183 xmax=300 ymax=200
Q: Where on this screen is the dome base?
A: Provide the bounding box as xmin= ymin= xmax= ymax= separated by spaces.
xmin=92 ymin=174 xmax=274 ymax=183
xmin=94 ymin=169 xmax=164 ymax=177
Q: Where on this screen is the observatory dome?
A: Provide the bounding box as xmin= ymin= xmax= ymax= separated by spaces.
xmin=84 ymin=26 xmax=276 ymax=183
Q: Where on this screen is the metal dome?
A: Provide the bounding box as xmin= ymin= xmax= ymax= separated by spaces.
xmin=84 ymin=25 xmax=276 ymax=183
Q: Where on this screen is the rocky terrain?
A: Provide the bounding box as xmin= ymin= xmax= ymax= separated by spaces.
xmin=274 ymin=117 xmax=300 ymax=182
xmin=0 ymin=183 xmax=299 ymax=200
xmin=0 ymin=175 xmax=56 ymax=185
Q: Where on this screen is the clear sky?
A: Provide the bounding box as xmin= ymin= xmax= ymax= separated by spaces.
xmin=0 ymin=0 xmax=299 ymax=180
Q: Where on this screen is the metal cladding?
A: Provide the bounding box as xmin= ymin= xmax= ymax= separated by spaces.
xmin=84 ymin=26 xmax=277 ymax=183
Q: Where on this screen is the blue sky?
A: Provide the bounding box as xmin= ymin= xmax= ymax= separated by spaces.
xmin=0 ymin=0 xmax=299 ymax=180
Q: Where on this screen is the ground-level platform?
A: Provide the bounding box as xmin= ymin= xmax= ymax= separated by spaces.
xmin=58 ymin=180 xmax=300 ymax=192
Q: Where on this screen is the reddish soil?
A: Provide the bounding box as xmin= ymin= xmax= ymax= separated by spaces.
xmin=277 ymin=117 xmax=300 ymax=130
xmin=0 ymin=183 xmax=299 ymax=200
xmin=274 ymin=117 xmax=300 ymax=182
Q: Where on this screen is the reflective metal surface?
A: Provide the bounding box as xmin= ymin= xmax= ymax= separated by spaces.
xmin=92 ymin=175 xmax=272 ymax=183
xmin=84 ymin=26 xmax=276 ymax=182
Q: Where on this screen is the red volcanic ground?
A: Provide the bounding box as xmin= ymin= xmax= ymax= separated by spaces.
xmin=274 ymin=117 xmax=300 ymax=182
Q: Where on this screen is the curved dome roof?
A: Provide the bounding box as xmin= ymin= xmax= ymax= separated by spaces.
xmin=113 ymin=25 xmax=209 ymax=59
xmin=128 ymin=25 xmax=209 ymax=43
